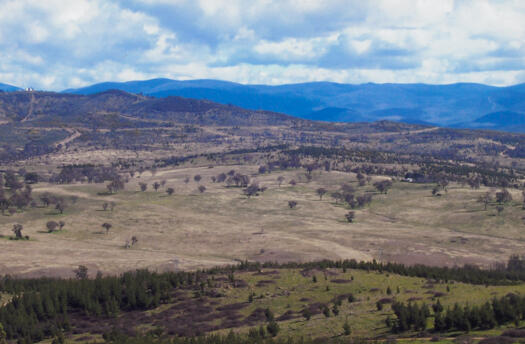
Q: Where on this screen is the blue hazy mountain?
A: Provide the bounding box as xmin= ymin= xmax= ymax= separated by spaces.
xmin=65 ymin=79 xmax=525 ymax=132
xmin=0 ymin=82 xmax=22 ymax=92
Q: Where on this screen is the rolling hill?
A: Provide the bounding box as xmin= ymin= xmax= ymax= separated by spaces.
xmin=0 ymin=89 xmax=302 ymax=127
xmin=64 ymin=78 xmax=525 ymax=132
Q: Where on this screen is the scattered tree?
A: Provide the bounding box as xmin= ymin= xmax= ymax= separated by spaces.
xmin=55 ymin=202 xmax=65 ymax=214
xmin=316 ymin=187 xmax=327 ymax=200
xmin=46 ymin=221 xmax=59 ymax=233
xmin=496 ymin=188 xmax=512 ymax=204
xmin=345 ymin=211 xmax=355 ymax=223
xmin=374 ymin=180 xmax=393 ymax=194
xmin=102 ymin=222 xmax=112 ymax=234
xmin=12 ymin=224 xmax=23 ymax=239
xmin=343 ymin=321 xmax=351 ymax=335
xmin=153 ymin=182 xmax=161 ymax=192
xmin=288 ymin=200 xmax=297 ymax=209
xmin=74 ymin=265 xmax=88 ymax=279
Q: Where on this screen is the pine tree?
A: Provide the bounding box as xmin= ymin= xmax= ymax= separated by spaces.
xmin=266 ymin=320 xmax=280 ymax=337
xmin=343 ymin=321 xmax=351 ymax=335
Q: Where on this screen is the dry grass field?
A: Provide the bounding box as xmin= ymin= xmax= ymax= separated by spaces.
xmin=1 ymin=161 xmax=524 ymax=278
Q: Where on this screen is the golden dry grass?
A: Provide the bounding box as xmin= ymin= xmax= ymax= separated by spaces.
xmin=0 ymin=164 xmax=524 ymax=277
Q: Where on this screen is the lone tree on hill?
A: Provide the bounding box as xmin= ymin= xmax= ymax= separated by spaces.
xmin=317 ymin=188 xmax=327 ymax=200
xmin=102 ymin=222 xmax=112 ymax=234
xmin=46 ymin=220 xmax=59 ymax=232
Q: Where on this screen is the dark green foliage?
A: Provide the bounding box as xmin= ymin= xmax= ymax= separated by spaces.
xmin=323 ymin=305 xmax=331 ymax=318
xmin=393 ymin=293 xmax=525 ymax=334
xmin=0 ymin=270 xmax=185 ymax=342
xmin=376 ymin=301 xmax=383 ymax=311
xmin=266 ymin=320 xmax=280 ymax=337
xmin=343 ymin=321 xmax=351 ymax=336
xmin=2 ymin=257 xmax=525 ymax=341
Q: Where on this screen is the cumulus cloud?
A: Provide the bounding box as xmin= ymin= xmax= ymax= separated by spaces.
xmin=0 ymin=0 xmax=523 ymax=89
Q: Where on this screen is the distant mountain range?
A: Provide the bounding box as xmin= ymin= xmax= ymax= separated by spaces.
xmin=3 ymin=78 xmax=525 ymax=132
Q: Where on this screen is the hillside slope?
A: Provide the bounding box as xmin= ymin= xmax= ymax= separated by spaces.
xmin=64 ymin=78 xmax=525 ymax=132
xmin=0 ymin=90 xmax=301 ymax=127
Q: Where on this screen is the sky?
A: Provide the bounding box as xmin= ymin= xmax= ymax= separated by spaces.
xmin=1 ymin=0 xmax=525 ymax=90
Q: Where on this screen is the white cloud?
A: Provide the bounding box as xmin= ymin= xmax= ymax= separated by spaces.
xmin=0 ymin=0 xmax=524 ymax=89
